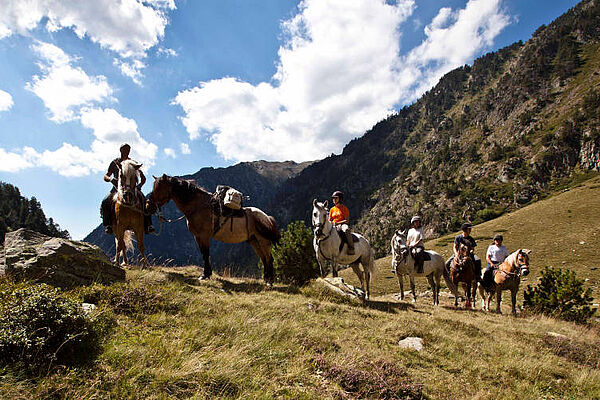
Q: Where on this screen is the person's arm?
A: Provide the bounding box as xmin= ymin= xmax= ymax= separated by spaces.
xmin=453 ymin=237 xmax=460 ymax=256
xmin=486 ymin=246 xmax=493 ymax=265
xmin=103 ymin=162 xmax=118 ymax=186
xmin=138 ymin=170 xmax=146 ymax=190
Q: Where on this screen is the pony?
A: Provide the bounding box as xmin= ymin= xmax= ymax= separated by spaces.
xmin=147 ymin=175 xmax=280 ymax=284
xmin=391 ymin=230 xmax=445 ymax=305
xmin=478 ymin=249 xmax=531 ymax=314
xmin=113 ymin=159 xmax=148 ymax=267
xmin=312 ymin=200 xmax=374 ymax=299
xmin=444 ymin=243 xmax=477 ymax=308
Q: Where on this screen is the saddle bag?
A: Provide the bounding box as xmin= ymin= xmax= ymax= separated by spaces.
xmin=223 ymin=188 xmax=243 ymax=210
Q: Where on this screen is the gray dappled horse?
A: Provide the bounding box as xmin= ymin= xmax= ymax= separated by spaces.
xmin=391 ymin=230 xmax=446 ymax=305
xmin=312 ymin=200 xmax=374 ymax=299
xmin=113 ymin=159 xmax=148 ymax=267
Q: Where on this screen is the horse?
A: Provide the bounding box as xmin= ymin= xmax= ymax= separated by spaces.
xmin=312 ymin=200 xmax=374 ymax=299
xmin=391 ymin=230 xmax=445 ymax=305
xmin=478 ymin=249 xmax=531 ymax=314
xmin=445 ymin=243 xmax=477 ymax=308
xmin=146 ymin=174 xmax=280 ymax=284
xmin=113 ymin=159 xmax=148 ymax=267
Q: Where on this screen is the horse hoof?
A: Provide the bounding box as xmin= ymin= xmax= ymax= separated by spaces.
xmin=199 ymin=275 xmax=211 ymax=281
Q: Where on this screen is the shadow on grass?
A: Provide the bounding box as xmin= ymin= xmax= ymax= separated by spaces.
xmin=363 ymin=299 xmax=415 ymax=314
xmin=217 ymin=278 xmax=301 ymax=295
xmin=165 ymin=272 xmax=204 ymax=286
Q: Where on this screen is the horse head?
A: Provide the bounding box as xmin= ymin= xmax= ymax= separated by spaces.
xmin=392 ymin=230 xmax=408 ymax=257
xmin=516 ymin=249 xmax=531 ymax=276
xmin=147 ymin=174 xmax=171 ymax=213
xmin=118 ymin=160 xmax=142 ymax=206
xmin=312 ymin=199 xmax=329 ymax=238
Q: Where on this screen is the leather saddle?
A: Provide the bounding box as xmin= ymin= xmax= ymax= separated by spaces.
xmin=336 ymin=229 xmax=359 ymax=253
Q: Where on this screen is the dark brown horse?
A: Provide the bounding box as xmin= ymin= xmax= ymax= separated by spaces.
xmin=146 ymin=174 xmax=280 ymax=283
xmin=445 ymin=243 xmax=477 ymax=308
xmin=113 ymin=159 xmax=148 ymax=267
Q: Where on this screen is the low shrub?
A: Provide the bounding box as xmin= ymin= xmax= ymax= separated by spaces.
xmin=272 ymin=221 xmax=319 ymax=285
xmin=0 ymin=281 xmax=110 ymax=374
xmin=523 ymin=267 xmax=596 ymax=323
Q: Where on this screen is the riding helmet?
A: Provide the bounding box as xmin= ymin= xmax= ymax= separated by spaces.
xmin=331 ymin=190 xmax=344 ymax=200
xmin=493 ymin=234 xmax=503 ymax=241
xmin=461 ymin=222 xmax=472 ymax=231
xmin=120 ymin=143 xmax=131 ymax=152
xmin=410 ymin=215 xmax=421 ymax=224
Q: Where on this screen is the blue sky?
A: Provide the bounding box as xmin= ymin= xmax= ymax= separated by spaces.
xmin=0 ymin=0 xmax=580 ymax=239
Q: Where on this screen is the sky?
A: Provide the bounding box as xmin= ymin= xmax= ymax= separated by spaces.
xmin=0 ymin=0 xmax=581 ymax=239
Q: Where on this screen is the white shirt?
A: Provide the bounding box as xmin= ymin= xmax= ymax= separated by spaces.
xmin=486 ymin=244 xmax=509 ymax=264
xmin=407 ymin=227 xmax=424 ymax=247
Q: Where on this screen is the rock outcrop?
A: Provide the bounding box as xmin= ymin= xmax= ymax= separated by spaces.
xmin=2 ymin=228 xmax=125 ymax=288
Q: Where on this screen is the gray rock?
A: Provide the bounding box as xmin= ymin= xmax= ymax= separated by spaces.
xmin=317 ymin=277 xmax=366 ymax=300
xmin=81 ymin=303 xmax=98 ymax=315
xmin=398 ymin=337 xmax=424 ymax=351
xmin=546 ymin=332 xmax=568 ymax=340
xmin=3 ymin=228 xmax=125 ymax=288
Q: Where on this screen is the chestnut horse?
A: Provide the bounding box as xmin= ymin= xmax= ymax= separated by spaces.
xmin=147 ymin=175 xmax=280 ymax=283
xmin=444 ymin=243 xmax=477 ymax=308
xmin=478 ymin=249 xmax=531 ymax=314
xmin=113 ymin=159 xmax=148 ymax=267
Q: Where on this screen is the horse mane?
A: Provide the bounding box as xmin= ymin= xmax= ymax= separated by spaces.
xmin=167 ymin=176 xmax=212 ymax=204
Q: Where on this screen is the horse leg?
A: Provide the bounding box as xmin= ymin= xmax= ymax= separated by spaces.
xmin=249 ymin=236 xmax=275 ymax=285
xmin=409 ymin=275 xmax=417 ymax=303
xmin=397 ymin=272 xmax=404 ymax=301
xmin=426 ymin=274 xmax=435 ymax=305
xmin=350 ymin=262 xmax=365 ymax=297
xmin=496 ymin=289 xmax=502 ymax=314
xmin=193 ymin=235 xmax=211 ymax=279
xmin=511 ymin=288 xmax=518 ymax=315
xmin=134 ymin=223 xmax=148 ymax=268
xmin=465 ymin=282 xmax=472 ymax=309
xmin=434 ymin=271 xmax=441 ymax=306
xmin=332 ymin=258 xmax=338 ymax=278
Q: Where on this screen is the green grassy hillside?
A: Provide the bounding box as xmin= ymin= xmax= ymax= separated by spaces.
xmin=1 ymin=268 xmax=598 ymax=399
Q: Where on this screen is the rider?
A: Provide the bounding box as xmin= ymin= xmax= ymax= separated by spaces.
xmin=446 ymin=223 xmax=481 ymax=277
xmin=482 ymin=234 xmax=509 ymax=287
xmin=329 ymin=191 xmax=354 ymax=255
xmin=100 ymin=143 xmax=155 ymax=235
xmin=407 ymin=216 xmax=425 ymax=273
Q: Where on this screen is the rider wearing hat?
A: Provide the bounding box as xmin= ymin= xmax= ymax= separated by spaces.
xmin=483 ymin=234 xmax=509 ymax=287
xmin=100 ymin=143 xmax=154 ymax=235
xmin=407 ymin=216 xmax=425 ymax=273
xmin=329 ymin=191 xmax=354 ymax=255
xmin=446 ymin=222 xmax=481 ymax=277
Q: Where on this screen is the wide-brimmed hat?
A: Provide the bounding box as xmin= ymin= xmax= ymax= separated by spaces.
xmin=461 ymin=223 xmax=472 ymax=231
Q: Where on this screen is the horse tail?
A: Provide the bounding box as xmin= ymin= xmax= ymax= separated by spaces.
xmin=124 ymin=230 xmax=135 ymax=253
xmin=253 ymin=212 xmax=281 ymax=244
xmin=443 ymin=262 xmax=458 ymax=296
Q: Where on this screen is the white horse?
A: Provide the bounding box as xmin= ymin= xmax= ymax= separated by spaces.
xmin=391 ymin=230 xmax=447 ymax=305
xmin=312 ymin=200 xmax=375 ymax=299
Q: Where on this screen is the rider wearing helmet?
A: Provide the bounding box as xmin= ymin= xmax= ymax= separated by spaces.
xmin=329 ymin=191 xmax=354 ymax=255
xmin=100 ymin=143 xmax=154 ymax=235
xmin=483 ymin=234 xmax=509 ymax=287
xmin=407 ymin=215 xmax=425 ymax=273
xmin=446 ymin=222 xmax=481 ymax=279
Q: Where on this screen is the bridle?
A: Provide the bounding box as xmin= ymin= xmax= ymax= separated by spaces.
xmin=499 ymin=252 xmax=530 ymax=278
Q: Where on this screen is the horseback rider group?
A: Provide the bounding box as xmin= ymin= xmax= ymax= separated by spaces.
xmin=100 ymin=143 xmax=154 ymax=235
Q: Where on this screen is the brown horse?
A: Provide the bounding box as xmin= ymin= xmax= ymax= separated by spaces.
xmin=146 ymin=174 xmax=280 ymax=283
xmin=445 ymin=243 xmax=477 ymax=308
xmin=113 ymin=159 xmax=148 ymax=267
xmin=478 ymin=249 xmax=531 ymax=315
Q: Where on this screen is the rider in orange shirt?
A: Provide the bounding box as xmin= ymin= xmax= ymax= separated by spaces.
xmin=329 ymin=191 xmax=354 ymax=255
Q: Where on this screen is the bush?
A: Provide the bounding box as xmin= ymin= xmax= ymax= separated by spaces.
xmin=523 ymin=267 xmax=596 ymax=323
xmin=0 ymin=281 xmax=109 ymax=374
xmin=272 ymin=221 xmax=319 ymax=285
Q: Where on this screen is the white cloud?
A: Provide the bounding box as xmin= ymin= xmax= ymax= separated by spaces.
xmin=114 ymin=58 xmax=146 ymax=85
xmin=157 ymin=47 xmax=178 ymax=57
xmin=173 ymin=0 xmax=509 ymax=163
xmin=0 ymin=89 xmax=14 ymax=112
xmin=164 ymin=148 xmax=176 ymax=158
xmin=27 ymin=42 xmax=114 ymax=122
xmin=180 ymin=143 xmax=191 ymax=154
xmin=0 ymin=0 xmax=173 ymax=58
xmin=2 ymin=108 xmax=157 ymax=177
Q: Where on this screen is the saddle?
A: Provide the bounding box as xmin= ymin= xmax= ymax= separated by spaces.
xmin=410 ymin=249 xmax=431 ymax=261
xmin=211 ymin=186 xmax=247 ymax=235
xmin=336 ymin=229 xmax=359 ymax=253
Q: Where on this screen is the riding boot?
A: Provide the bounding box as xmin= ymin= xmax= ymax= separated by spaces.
xmin=101 ymin=192 xmax=114 ymax=234
xmin=144 ymin=214 xmax=155 ymax=234
xmin=345 ymin=230 xmax=355 ymax=255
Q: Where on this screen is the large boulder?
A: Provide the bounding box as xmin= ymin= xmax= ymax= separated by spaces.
xmin=2 ymin=228 xmax=125 ymax=288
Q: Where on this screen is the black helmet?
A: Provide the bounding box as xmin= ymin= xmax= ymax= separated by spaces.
xmin=493 ymin=234 xmax=503 ymax=241
xmin=120 ymin=143 xmax=131 ymax=152
xmin=461 ymin=222 xmax=472 ymax=231
xmin=331 ymin=190 xmax=344 ymax=200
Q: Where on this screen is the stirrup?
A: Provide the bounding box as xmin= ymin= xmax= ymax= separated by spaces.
xmin=105 ymin=226 xmax=113 ymax=235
